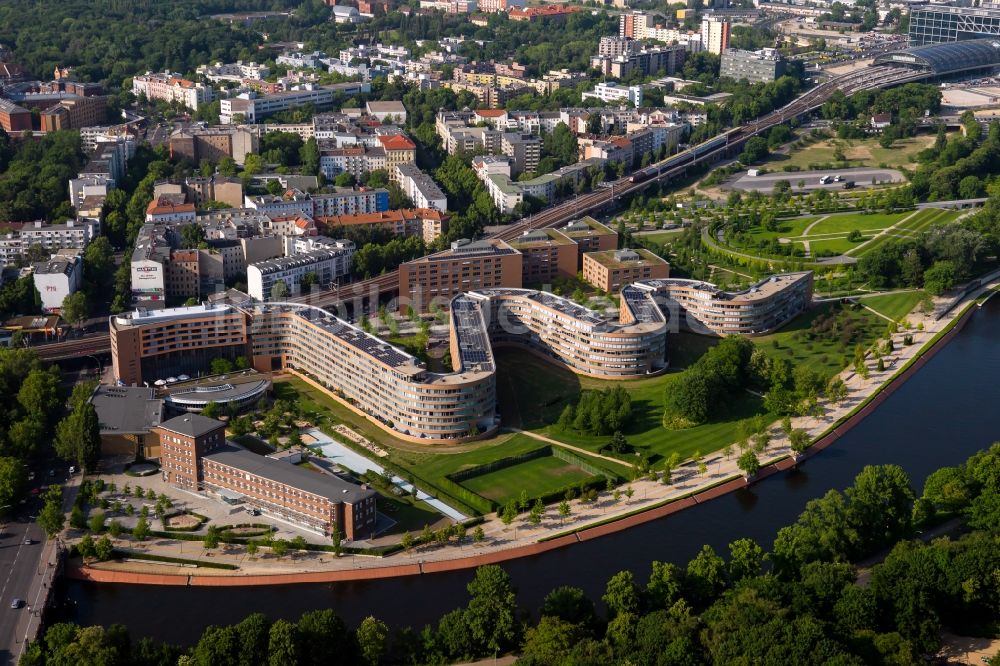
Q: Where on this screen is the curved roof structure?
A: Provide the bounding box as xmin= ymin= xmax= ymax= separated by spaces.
xmin=874 ymin=38 xmax=1000 ymax=75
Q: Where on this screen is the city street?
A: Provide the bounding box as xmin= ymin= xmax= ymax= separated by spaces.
xmin=0 ymin=518 xmax=47 ymax=665
xmin=0 ymin=473 xmax=78 ymax=665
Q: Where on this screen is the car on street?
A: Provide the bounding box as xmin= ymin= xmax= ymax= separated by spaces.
xmin=10 ymin=598 xmax=23 ymax=609
xmin=23 ymin=537 xmax=32 ymax=545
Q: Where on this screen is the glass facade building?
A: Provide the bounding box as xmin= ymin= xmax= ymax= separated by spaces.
xmin=909 ymin=6 xmax=1000 ymax=46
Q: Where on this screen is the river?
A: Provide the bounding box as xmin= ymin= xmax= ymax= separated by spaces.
xmin=53 ymin=299 xmax=1000 ymax=646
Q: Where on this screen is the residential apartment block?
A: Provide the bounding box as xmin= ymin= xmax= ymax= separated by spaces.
xmin=318 ymin=145 xmax=386 ymax=180
xmin=500 ymin=132 xmax=540 ymax=176
xmin=196 ymin=61 xmax=270 ymax=83
xmin=590 ymin=43 xmax=686 ymax=79
xmin=247 ymin=247 xmax=355 ymax=301
xmin=377 ymin=134 xmax=417 ymax=180
xmin=317 ymin=208 xmax=448 ymax=244
xmin=395 ymin=163 xmax=448 ymax=211
xmin=110 ymin=303 xmax=252 ymax=385
xmin=33 ymin=253 xmax=83 ymax=312
xmin=110 ymin=270 xmax=811 ymax=443
xmin=245 ymin=188 xmax=390 ymax=218
xmin=132 ymin=72 xmax=214 ymax=110
xmin=168 ymin=126 xmax=259 ymax=166
xmin=631 ymin=271 xmax=814 ymax=335
xmin=701 ymin=17 xmax=731 ymax=55
xmin=582 ymin=82 xmax=644 ymax=108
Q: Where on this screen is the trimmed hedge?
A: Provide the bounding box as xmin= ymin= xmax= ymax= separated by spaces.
xmin=448 ymin=447 xmax=551 ymax=483
xmin=113 ymin=549 xmax=238 ymax=570
xmin=160 ymin=511 xmax=209 ymax=532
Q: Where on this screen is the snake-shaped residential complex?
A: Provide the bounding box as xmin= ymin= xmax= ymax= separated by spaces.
xmin=111 ymin=271 xmax=812 ymax=443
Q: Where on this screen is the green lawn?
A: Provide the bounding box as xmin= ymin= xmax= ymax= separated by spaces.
xmin=802 ymin=236 xmax=868 ymax=256
xmin=376 ymin=494 xmax=450 ymax=534
xmin=493 ymin=347 xmax=772 ymax=465
xmin=494 ymin=348 xmax=582 ymax=430
xmin=459 ymin=454 xmax=594 ymax=505
xmin=753 ymin=302 xmax=885 ymax=380
xmin=272 ymin=378 xmax=418 ymax=452
xmin=848 ymin=209 xmax=959 ymax=258
xmin=732 ymin=216 xmax=819 ymax=248
xmin=806 ymin=211 xmax=910 ymax=235
xmin=861 ymin=291 xmax=926 ymax=321
xmin=640 ymin=230 xmax=686 ymax=245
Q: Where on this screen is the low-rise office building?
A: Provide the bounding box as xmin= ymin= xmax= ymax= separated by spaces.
xmin=90 ymin=385 xmax=164 ymax=459
xmin=399 ymin=238 xmax=523 ymax=312
xmin=201 ymin=445 xmax=376 ymax=539
xmin=0 ymin=99 xmax=31 ymax=133
xmin=559 ymin=217 xmax=618 ymax=264
xmin=508 ymin=229 xmax=578 ymax=286
xmin=582 ymin=248 xmax=670 ymax=293
xmin=219 ymin=82 xmax=370 ymax=123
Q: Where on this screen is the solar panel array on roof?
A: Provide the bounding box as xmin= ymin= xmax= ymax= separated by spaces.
xmin=294 ymin=307 xmax=418 ymax=369
xmin=530 ymin=291 xmax=605 ymax=326
xmin=451 ymin=296 xmax=494 ymax=374
xmin=622 ymin=286 xmax=663 ymax=324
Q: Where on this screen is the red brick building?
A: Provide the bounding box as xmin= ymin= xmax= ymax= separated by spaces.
xmin=154 ymin=413 xmax=377 ymax=539
xmin=0 ymin=99 xmax=31 ymax=133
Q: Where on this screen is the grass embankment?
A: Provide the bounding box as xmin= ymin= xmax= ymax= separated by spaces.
xmin=861 ymin=291 xmax=926 ymax=321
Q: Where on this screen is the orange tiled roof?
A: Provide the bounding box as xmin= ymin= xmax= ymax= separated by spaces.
xmin=377 ymin=135 xmax=416 ymax=151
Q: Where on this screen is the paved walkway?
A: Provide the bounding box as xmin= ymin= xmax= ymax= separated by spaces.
xmin=843 ymin=209 xmax=922 ymax=257
xmin=67 ymin=278 xmax=1000 ymax=582
xmin=504 ymin=428 xmax=629 ymax=466
xmin=801 ymin=215 xmax=830 ymax=237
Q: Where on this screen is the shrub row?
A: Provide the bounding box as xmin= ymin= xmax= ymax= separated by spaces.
xmin=159 ymin=511 xmax=209 ymax=532
xmin=112 ymin=549 xmax=238 ymax=570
